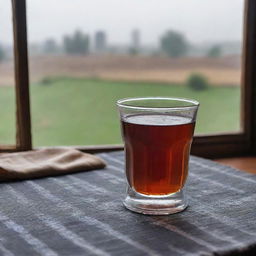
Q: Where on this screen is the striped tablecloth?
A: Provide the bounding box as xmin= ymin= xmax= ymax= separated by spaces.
xmin=0 ymin=151 xmax=255 ymax=256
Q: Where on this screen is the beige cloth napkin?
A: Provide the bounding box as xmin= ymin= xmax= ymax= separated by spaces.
xmin=0 ymin=148 xmax=106 ymax=182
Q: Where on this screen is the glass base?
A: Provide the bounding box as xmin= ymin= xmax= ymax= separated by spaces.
xmin=123 ymin=187 xmax=188 ymax=215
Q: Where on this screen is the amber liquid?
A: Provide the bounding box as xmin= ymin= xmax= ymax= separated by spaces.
xmin=122 ymin=114 xmax=195 ymax=195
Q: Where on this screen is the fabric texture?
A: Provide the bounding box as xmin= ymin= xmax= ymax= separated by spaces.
xmin=0 ymin=151 xmax=255 ymax=256
xmin=0 ymin=147 xmax=106 ymax=181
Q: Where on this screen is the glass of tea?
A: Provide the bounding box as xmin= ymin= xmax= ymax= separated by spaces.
xmin=117 ymin=97 xmax=199 ymax=215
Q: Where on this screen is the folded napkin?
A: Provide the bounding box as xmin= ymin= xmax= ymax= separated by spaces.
xmin=0 ymin=148 xmax=106 ymax=182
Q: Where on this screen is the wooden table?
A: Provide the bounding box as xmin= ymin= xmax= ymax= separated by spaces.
xmin=215 ymin=156 xmax=256 ymax=174
xmin=0 ymin=151 xmax=255 ymax=256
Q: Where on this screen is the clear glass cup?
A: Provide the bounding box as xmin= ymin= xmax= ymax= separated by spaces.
xmin=117 ymin=97 xmax=199 ymax=215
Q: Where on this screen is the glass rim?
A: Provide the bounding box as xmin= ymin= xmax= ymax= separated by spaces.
xmin=116 ymin=97 xmax=199 ymax=110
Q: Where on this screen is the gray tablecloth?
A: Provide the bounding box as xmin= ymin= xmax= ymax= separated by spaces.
xmin=0 ymin=151 xmax=255 ymax=256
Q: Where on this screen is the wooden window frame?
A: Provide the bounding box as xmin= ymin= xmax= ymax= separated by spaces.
xmin=3 ymin=0 xmax=256 ymax=158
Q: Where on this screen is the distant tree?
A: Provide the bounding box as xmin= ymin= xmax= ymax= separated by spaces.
xmin=160 ymin=30 xmax=188 ymax=58
xmin=63 ymin=30 xmax=90 ymax=55
xmin=187 ymin=73 xmax=209 ymax=91
xmin=94 ymin=31 xmax=107 ymax=52
xmin=0 ymin=45 xmax=5 ymax=62
xmin=207 ymin=45 xmax=222 ymax=58
xmin=128 ymin=47 xmax=139 ymax=55
xmin=43 ymin=38 xmax=58 ymax=54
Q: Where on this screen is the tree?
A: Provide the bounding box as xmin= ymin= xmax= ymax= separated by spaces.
xmin=187 ymin=73 xmax=209 ymax=91
xmin=128 ymin=47 xmax=139 ymax=55
xmin=63 ymin=30 xmax=90 ymax=55
xmin=43 ymin=38 xmax=58 ymax=54
xmin=0 ymin=45 xmax=5 ymax=62
xmin=207 ymin=45 xmax=222 ymax=58
xmin=160 ymin=30 xmax=188 ymax=58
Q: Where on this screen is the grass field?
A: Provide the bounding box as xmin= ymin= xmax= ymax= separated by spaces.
xmin=0 ymin=77 xmax=240 ymax=146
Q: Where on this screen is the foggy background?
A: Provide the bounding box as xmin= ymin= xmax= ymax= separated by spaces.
xmin=0 ymin=0 xmax=244 ymax=45
xmin=0 ymin=0 xmax=244 ymax=145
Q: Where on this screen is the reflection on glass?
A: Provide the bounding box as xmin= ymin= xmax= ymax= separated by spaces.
xmin=27 ymin=0 xmax=243 ymax=146
xmin=0 ymin=0 xmax=16 ymax=145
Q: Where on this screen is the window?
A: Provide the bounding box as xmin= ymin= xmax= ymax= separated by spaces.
xmin=1 ymin=0 xmax=255 ymax=158
xmin=0 ymin=0 xmax=16 ymax=149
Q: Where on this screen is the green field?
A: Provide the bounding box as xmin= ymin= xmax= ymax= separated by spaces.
xmin=0 ymin=78 xmax=240 ymax=146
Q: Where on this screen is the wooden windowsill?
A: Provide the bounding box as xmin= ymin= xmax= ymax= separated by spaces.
xmin=215 ymin=157 xmax=256 ymax=174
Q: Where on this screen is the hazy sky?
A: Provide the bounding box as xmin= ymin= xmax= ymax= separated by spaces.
xmin=0 ymin=0 xmax=244 ymax=45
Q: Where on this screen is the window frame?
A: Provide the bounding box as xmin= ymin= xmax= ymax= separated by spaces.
xmin=5 ymin=0 xmax=256 ymax=158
